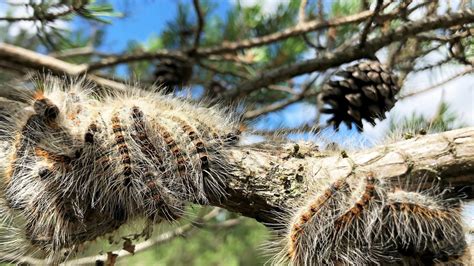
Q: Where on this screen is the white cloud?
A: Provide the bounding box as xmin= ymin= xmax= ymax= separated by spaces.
xmin=229 ymin=0 xmax=290 ymax=15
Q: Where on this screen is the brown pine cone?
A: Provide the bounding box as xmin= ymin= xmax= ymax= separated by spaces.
xmin=154 ymin=59 xmax=193 ymax=93
xmin=318 ymin=60 xmax=400 ymax=131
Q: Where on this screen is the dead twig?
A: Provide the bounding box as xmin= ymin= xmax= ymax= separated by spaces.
xmin=298 ymin=0 xmax=309 ymax=24
xmin=0 ymin=2 xmax=87 ymax=22
xmin=226 ymin=9 xmax=474 ymax=99
xmin=63 ymin=208 xmax=241 ymax=265
xmin=399 ymin=67 xmax=473 ymax=100
xmin=191 ymin=0 xmax=205 ymax=52
xmin=359 ymin=0 xmax=384 ymax=48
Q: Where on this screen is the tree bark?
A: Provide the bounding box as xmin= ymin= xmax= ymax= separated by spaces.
xmin=210 ymin=127 xmax=474 ymax=224
xmin=1 ymin=97 xmax=473 ymax=224
xmin=0 ymin=97 xmax=473 ymax=264
xmin=0 ymin=97 xmax=474 ymax=223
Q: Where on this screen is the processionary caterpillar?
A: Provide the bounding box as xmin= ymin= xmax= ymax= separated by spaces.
xmin=0 ymin=76 xmax=240 ymax=262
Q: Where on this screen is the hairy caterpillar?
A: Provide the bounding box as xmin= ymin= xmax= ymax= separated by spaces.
xmin=0 ymin=77 xmax=470 ymax=264
xmin=0 ymin=76 xmax=240 ymax=262
xmin=268 ymin=171 xmax=467 ymax=265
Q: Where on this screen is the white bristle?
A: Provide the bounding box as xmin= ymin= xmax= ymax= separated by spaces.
xmin=0 ymin=76 xmax=240 ymax=261
xmin=266 ymin=173 xmax=467 ymax=265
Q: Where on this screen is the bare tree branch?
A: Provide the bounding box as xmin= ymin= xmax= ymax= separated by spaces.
xmin=0 ymin=43 xmax=87 ymax=75
xmin=359 ymin=0 xmax=384 ymax=48
xmin=86 ymin=50 xmax=188 ymax=71
xmin=83 ymin=9 xmax=384 ymax=69
xmin=399 ymin=67 xmax=474 ymax=99
xmin=0 ymin=43 xmax=128 ymax=93
xmin=298 ymin=0 xmax=309 ymax=24
xmin=191 ymin=0 xmax=205 ymax=51
xmin=226 ymin=9 xmax=474 ymax=99
xmin=0 ymin=2 xmax=87 ymax=22
xmin=197 ymin=9 xmax=376 ymax=56
xmin=209 ymin=127 xmax=474 ymax=224
xmin=48 ymin=46 xmax=114 ymax=59
xmin=48 ymin=46 xmax=95 ymax=58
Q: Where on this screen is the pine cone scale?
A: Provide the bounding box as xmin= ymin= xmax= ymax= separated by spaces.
xmin=319 ymin=60 xmax=401 ymax=131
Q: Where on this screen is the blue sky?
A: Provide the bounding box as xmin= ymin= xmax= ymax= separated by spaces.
xmin=74 ymin=0 xmax=473 ymax=145
xmin=80 ymin=0 xmax=333 ymax=140
xmin=89 ymin=0 xmax=231 ymax=53
xmin=0 ymin=0 xmax=472 ymax=143
xmin=0 ymin=0 xmax=472 ymax=222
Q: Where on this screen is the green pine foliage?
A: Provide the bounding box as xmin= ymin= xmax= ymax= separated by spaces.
xmin=122 ymin=218 xmax=268 ymax=266
xmin=0 ymin=1 xmax=469 ymax=265
xmin=388 ymin=101 xmax=465 ymax=140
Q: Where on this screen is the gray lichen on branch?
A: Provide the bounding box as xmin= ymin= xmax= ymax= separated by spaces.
xmin=210 ymin=127 xmax=474 ymax=224
xmin=0 ymin=1 xmax=472 ymax=263
xmin=0 ymin=92 xmax=473 ymax=264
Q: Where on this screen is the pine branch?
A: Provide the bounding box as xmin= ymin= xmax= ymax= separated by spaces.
xmin=210 ymin=127 xmax=474 ymax=224
xmin=191 ymin=0 xmax=205 ymax=52
xmin=1 ymin=9 xmax=471 ymax=101
xmin=1 ymin=96 xmax=471 ymax=225
xmin=399 ymin=67 xmax=474 ymax=99
xmin=226 ymin=9 xmax=474 ymax=99
xmin=0 ymin=1 xmax=88 ymax=22
xmin=74 ymin=8 xmax=390 ymax=70
xmin=0 ymin=43 xmax=128 ymax=93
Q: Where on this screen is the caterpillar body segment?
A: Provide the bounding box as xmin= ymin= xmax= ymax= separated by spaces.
xmin=287 ymin=178 xmax=350 ymax=262
xmin=271 ymin=173 xmax=466 ymax=265
xmin=0 ymin=77 xmax=240 ymax=260
xmin=382 ymin=190 xmax=466 ymax=263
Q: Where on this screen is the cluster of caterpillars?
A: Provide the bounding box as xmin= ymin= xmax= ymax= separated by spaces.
xmin=0 ymin=78 xmax=239 ymax=261
xmin=274 ymin=173 xmax=467 ymax=265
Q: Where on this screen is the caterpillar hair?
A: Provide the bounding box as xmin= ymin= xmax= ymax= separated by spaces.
xmin=268 ymin=171 xmax=467 ymax=265
xmin=0 ymin=76 xmax=240 ymax=261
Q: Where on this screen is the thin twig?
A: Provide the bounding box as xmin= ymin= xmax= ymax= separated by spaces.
xmin=359 ymin=0 xmax=384 ymax=48
xmin=387 ymin=41 xmax=406 ymax=68
xmin=399 ymin=67 xmax=473 ymax=99
xmin=416 ymin=31 xmax=472 ymax=42
xmin=243 ymin=91 xmax=316 ymax=120
xmin=49 ymin=46 xmax=95 ymax=58
xmin=393 ymin=42 xmax=444 ymax=67
xmin=302 ymin=0 xmax=326 ymax=52
xmin=317 ymin=0 xmax=324 ymax=20
xmin=198 ymin=61 xmax=249 ymax=79
xmin=63 ymin=208 xmax=241 ymax=265
xmin=191 ymin=0 xmax=205 ymax=51
xmin=225 ymin=9 xmax=474 ymax=99
xmin=207 ymin=54 xmax=255 ymax=65
xmin=267 ymin=85 xmax=298 ymax=95
xmin=48 ymin=46 xmax=114 ymax=59
xmin=244 ymin=75 xmax=319 ymax=119
xmin=87 ymin=50 xmax=188 ymax=71
xmin=0 ymin=2 xmax=86 ymax=22
xmin=298 ymin=0 xmax=309 ymax=24
xmin=302 ymin=34 xmax=325 ymax=50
